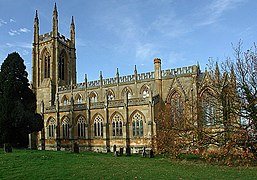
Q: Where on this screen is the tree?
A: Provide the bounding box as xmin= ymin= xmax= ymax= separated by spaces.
xmin=0 ymin=52 xmax=43 ymax=147
xmin=232 ymin=41 xmax=257 ymax=129
xmin=154 ymin=42 xmax=256 ymax=164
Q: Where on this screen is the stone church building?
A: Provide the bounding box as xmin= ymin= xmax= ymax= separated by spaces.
xmin=32 ymin=4 xmax=235 ymax=153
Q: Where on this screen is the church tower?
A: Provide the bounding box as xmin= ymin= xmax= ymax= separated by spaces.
xmin=32 ymin=3 xmax=76 ymax=111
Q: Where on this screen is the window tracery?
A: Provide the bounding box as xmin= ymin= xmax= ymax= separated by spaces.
xmin=170 ymin=92 xmax=183 ymax=128
xmin=112 ymin=114 xmax=123 ymax=136
xmin=48 ymin=118 xmax=55 ymax=138
xmin=62 ymin=117 xmax=70 ymax=139
xmin=44 ymin=52 xmax=50 ymax=78
xmin=201 ymin=90 xmax=216 ymax=126
xmin=94 ymin=114 xmax=103 ymax=137
xmin=77 ymin=116 xmax=86 ymax=137
xmin=132 ymin=112 xmax=144 ymax=136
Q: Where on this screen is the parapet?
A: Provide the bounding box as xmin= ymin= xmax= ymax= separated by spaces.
xmin=58 ymin=63 xmax=198 ymax=92
xmin=39 ymin=32 xmax=52 ymax=42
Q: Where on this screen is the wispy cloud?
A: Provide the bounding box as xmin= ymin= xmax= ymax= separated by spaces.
xmin=6 ymin=42 xmax=31 ymax=49
xmin=152 ymin=14 xmax=192 ymax=38
xmin=136 ymin=43 xmax=159 ymax=60
xmin=8 ymin=28 xmax=31 ymax=36
xmin=0 ymin=19 xmax=7 ymax=27
xmin=22 ymin=50 xmax=29 ymax=56
xmin=197 ymin=0 xmax=245 ymax=26
xmin=10 ymin=18 xmax=15 ymax=23
xmin=8 ymin=29 xmax=20 ymax=36
xmin=19 ymin=28 xmax=30 ymax=33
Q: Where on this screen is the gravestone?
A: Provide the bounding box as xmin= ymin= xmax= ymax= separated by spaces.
xmin=72 ymin=142 xmax=79 ymax=153
xmin=142 ymin=147 xmax=146 ymax=157
xmin=113 ymin=145 xmax=117 ymax=156
xmin=149 ymin=149 xmax=154 ymax=158
xmin=4 ymin=143 xmax=12 ymax=153
xmin=126 ymin=146 xmax=131 ymax=156
xmin=120 ymin=147 xmax=123 ymax=156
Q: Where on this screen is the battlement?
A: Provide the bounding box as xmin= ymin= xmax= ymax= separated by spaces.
xmin=58 ymin=33 xmax=70 ymax=43
xmin=39 ymin=32 xmax=52 ymax=41
xmin=58 ymin=64 xmax=197 ymax=92
xmin=38 ymin=32 xmax=70 ymax=43
xmin=162 ymin=65 xmax=198 ymax=77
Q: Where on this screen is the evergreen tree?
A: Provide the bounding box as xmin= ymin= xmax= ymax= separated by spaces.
xmin=0 ymin=52 xmax=43 ymax=147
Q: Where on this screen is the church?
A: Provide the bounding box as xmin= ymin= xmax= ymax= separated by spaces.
xmin=32 ymin=4 xmax=236 ymax=153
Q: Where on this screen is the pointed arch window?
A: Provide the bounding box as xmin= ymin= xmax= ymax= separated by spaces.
xmin=48 ymin=118 xmax=55 ymax=138
xmin=201 ymin=90 xmax=216 ymax=126
xmin=58 ymin=51 xmax=65 ymax=80
xmin=75 ymin=94 xmax=83 ymax=104
xmin=90 ymin=92 xmax=97 ymax=103
xmin=170 ymin=92 xmax=183 ymax=128
xmin=77 ymin=116 xmax=86 ymax=137
xmin=62 ymin=117 xmax=70 ymax=139
xmin=121 ymin=87 xmax=132 ymax=99
xmin=44 ymin=52 xmax=50 ymax=78
xmin=107 ymin=90 xmax=114 ymax=100
xmin=94 ymin=115 xmax=103 ymax=137
xmin=132 ymin=112 xmax=144 ymax=137
xmin=62 ymin=96 xmax=69 ymax=106
xmin=112 ymin=114 xmax=123 ymax=136
xmin=141 ymin=85 xmax=149 ymax=98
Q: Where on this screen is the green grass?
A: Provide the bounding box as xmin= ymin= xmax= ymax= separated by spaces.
xmin=0 ymin=149 xmax=256 ymax=180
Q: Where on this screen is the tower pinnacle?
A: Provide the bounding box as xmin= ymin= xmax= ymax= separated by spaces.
xmin=52 ymin=3 xmax=58 ymax=37
xmin=70 ymin=16 xmax=75 ymax=47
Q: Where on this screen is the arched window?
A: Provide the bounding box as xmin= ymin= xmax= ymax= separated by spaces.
xmin=48 ymin=118 xmax=55 ymax=138
xmin=132 ymin=111 xmax=144 ymax=137
xmin=77 ymin=116 xmax=86 ymax=137
xmin=89 ymin=92 xmax=97 ymax=103
xmin=75 ymin=94 xmax=83 ymax=104
xmin=141 ymin=85 xmax=149 ymax=98
xmin=62 ymin=95 xmax=69 ymax=106
xmin=121 ymin=87 xmax=132 ymax=99
xmin=170 ymin=92 xmax=183 ymax=128
xmin=58 ymin=51 xmax=65 ymax=80
xmin=62 ymin=117 xmax=70 ymax=139
xmin=94 ymin=114 xmax=103 ymax=137
xmin=112 ymin=113 xmax=123 ymax=136
xmin=44 ymin=52 xmax=50 ymax=78
xmin=107 ymin=90 xmax=114 ymax=100
xmin=201 ymin=90 xmax=216 ymax=126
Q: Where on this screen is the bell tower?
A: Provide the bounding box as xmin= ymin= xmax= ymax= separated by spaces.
xmin=32 ymin=3 xmax=76 ymax=111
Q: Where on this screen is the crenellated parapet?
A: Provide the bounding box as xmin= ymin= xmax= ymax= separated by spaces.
xmin=39 ymin=32 xmax=52 ymax=42
xmin=58 ymin=64 xmax=198 ymax=92
xmin=58 ymin=33 xmax=70 ymax=44
xmin=38 ymin=32 xmax=71 ymax=44
xmin=162 ymin=65 xmax=198 ymax=78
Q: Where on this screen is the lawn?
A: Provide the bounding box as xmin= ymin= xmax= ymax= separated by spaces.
xmin=0 ymin=149 xmax=256 ymax=180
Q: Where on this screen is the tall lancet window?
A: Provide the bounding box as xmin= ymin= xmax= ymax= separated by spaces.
xmin=201 ymin=90 xmax=216 ymax=126
xmin=58 ymin=51 xmax=65 ymax=80
xmin=169 ymin=92 xmax=183 ymax=128
xmin=44 ymin=52 xmax=50 ymax=78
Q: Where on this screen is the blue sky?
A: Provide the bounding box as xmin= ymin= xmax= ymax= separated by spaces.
xmin=0 ymin=0 xmax=256 ymax=82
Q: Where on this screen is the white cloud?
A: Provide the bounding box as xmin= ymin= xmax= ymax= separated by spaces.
xmin=0 ymin=19 xmax=7 ymax=27
xmin=8 ymin=28 xmax=31 ymax=36
xmin=8 ymin=29 xmax=20 ymax=36
xmin=8 ymin=31 xmax=15 ymax=36
xmin=136 ymin=43 xmax=158 ymax=60
xmin=22 ymin=50 xmax=29 ymax=56
xmin=152 ymin=14 xmax=191 ymax=38
xmin=10 ymin=18 xmax=15 ymax=23
xmin=197 ymin=0 xmax=245 ymax=26
xmin=19 ymin=28 xmax=30 ymax=33
xmin=6 ymin=42 xmax=31 ymax=49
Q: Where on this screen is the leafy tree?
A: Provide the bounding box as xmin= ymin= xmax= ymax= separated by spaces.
xmin=0 ymin=52 xmax=43 ymax=147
